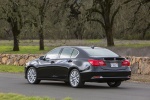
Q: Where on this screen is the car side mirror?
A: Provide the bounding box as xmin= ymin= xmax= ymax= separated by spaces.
xmin=39 ymin=56 xmax=45 ymax=60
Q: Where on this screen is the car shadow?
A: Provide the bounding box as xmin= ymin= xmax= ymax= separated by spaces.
xmin=83 ymin=84 xmax=127 ymax=89
xmin=38 ymin=81 xmax=70 ymax=87
xmin=31 ymin=81 xmax=128 ymax=89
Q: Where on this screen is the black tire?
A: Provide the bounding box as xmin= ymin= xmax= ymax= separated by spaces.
xmin=107 ymin=81 xmax=121 ymax=87
xmin=69 ymin=69 xmax=84 ymax=88
xmin=27 ymin=67 xmax=41 ymax=84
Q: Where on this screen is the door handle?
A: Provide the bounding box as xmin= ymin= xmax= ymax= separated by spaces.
xmin=68 ymin=59 xmax=72 ymax=63
xmin=51 ymin=61 xmax=55 ymax=64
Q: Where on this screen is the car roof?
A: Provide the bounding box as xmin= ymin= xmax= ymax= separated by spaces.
xmin=57 ymin=46 xmax=118 ymax=58
xmin=59 ymin=46 xmax=105 ymax=50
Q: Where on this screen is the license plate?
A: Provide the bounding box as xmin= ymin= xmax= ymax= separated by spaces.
xmin=111 ymin=63 xmax=118 ymax=67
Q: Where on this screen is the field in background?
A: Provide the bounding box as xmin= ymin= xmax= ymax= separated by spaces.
xmin=0 ymin=39 xmax=150 ymax=56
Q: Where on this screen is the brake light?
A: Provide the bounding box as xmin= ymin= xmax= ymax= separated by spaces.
xmin=122 ymin=60 xmax=130 ymax=66
xmin=88 ymin=59 xmax=106 ymax=66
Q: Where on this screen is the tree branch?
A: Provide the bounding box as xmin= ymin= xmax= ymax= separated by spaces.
xmin=123 ymin=0 xmax=133 ymax=5
xmin=0 ymin=17 xmax=7 ymax=21
xmin=111 ymin=6 xmax=120 ymax=27
xmin=142 ymin=23 xmax=150 ymax=38
xmin=87 ymin=8 xmax=103 ymax=16
xmin=88 ymin=19 xmax=105 ymax=29
xmin=111 ymin=0 xmax=133 ymax=27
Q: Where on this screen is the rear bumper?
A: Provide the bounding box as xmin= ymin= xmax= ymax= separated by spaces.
xmin=80 ymin=71 xmax=131 ymax=82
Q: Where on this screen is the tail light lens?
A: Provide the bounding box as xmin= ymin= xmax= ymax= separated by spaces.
xmin=88 ymin=59 xmax=106 ymax=67
xmin=122 ymin=60 xmax=130 ymax=66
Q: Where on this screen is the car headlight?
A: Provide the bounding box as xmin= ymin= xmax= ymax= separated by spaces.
xmin=31 ymin=61 xmax=38 ymax=66
xmin=25 ymin=62 xmax=30 ymax=67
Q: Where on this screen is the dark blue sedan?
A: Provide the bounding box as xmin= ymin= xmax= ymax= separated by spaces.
xmin=25 ymin=46 xmax=131 ymax=88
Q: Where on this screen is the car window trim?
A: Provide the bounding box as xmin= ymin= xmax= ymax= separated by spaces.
xmin=71 ymin=48 xmax=79 ymax=58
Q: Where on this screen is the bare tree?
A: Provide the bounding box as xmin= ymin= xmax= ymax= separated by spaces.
xmin=130 ymin=0 xmax=150 ymax=39
xmin=87 ymin=0 xmax=132 ymax=46
xmin=27 ymin=0 xmax=51 ymax=50
xmin=66 ymin=0 xmax=86 ymax=40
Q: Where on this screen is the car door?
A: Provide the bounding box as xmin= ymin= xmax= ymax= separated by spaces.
xmin=37 ymin=47 xmax=62 ymax=78
xmin=53 ymin=47 xmax=74 ymax=79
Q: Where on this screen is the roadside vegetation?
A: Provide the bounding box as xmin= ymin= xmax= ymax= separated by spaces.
xmin=0 ymin=46 xmax=51 ymax=54
xmin=0 ymin=65 xmax=24 ymax=73
xmin=0 ymin=93 xmax=72 ymax=100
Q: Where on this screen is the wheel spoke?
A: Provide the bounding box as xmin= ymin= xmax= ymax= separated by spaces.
xmin=71 ymin=73 xmax=74 ymax=77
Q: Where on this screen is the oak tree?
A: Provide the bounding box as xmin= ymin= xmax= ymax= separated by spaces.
xmin=1 ymin=0 xmax=27 ymax=51
xmin=87 ymin=0 xmax=132 ymax=46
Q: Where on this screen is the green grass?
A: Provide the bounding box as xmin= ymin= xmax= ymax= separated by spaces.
xmin=86 ymin=39 xmax=101 ymax=43
xmin=0 ymin=93 xmax=72 ymax=100
xmin=0 ymin=46 xmax=54 ymax=54
xmin=0 ymin=65 xmax=24 ymax=73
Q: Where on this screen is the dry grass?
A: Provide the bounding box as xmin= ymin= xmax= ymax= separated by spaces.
xmin=108 ymin=46 xmax=150 ymax=57
xmin=130 ymin=74 xmax=150 ymax=83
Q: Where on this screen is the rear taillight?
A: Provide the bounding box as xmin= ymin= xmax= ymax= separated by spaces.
xmin=88 ymin=59 xmax=106 ymax=66
xmin=122 ymin=60 xmax=130 ymax=66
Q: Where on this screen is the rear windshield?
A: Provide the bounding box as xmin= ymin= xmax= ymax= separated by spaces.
xmin=83 ymin=48 xmax=119 ymax=57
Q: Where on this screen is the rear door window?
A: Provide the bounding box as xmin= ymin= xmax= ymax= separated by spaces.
xmin=46 ymin=48 xmax=62 ymax=59
xmin=60 ymin=48 xmax=74 ymax=59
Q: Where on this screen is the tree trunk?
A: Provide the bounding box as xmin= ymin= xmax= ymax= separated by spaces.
xmin=12 ymin=25 xmax=20 ymax=51
xmin=39 ymin=28 xmax=44 ymax=50
xmin=74 ymin=31 xmax=79 ymax=39
xmin=103 ymin=1 xmax=115 ymax=47
xmin=105 ymin=28 xmax=115 ymax=46
xmin=13 ymin=34 xmax=19 ymax=51
xmin=142 ymin=23 xmax=150 ymax=39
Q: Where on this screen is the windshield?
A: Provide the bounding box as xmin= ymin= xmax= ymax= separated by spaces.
xmin=83 ymin=48 xmax=119 ymax=57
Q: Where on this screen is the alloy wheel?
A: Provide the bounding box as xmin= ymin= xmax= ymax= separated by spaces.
xmin=69 ymin=69 xmax=84 ymax=88
xmin=27 ymin=67 xmax=40 ymax=84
